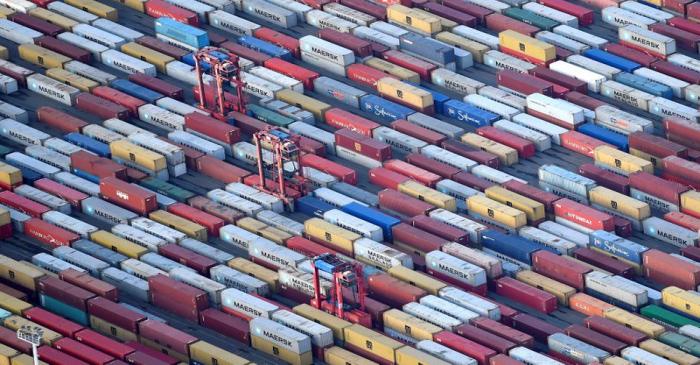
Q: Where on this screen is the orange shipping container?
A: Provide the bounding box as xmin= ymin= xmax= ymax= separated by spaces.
xmin=569 ymin=293 xmax=616 ymax=317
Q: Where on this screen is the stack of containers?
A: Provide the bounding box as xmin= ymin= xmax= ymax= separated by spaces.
xmin=250 ymin=317 xmax=313 ymax=365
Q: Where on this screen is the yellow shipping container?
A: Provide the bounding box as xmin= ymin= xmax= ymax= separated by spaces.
xmin=121 ymin=42 xmax=174 ymax=73
xmin=396 ymin=346 xmax=451 ymax=365
xmin=0 ymin=291 xmax=32 ymax=315
xmin=628 ymin=148 xmax=663 ymax=169
xmin=0 ymin=255 xmax=44 ymax=291
xmin=19 ymin=260 xmax=57 ymax=278
xmin=4 ymin=316 xmax=62 ymax=345
xmin=485 ymin=186 xmax=545 ymax=224
xmin=640 ymin=339 xmax=700 ymax=365
xmin=189 ymin=340 xmax=251 ymax=365
xmin=499 ymin=30 xmax=556 ymax=64
xmin=260 ymin=226 xmax=292 ymax=245
xmin=18 ymin=44 xmax=70 ymax=69
xmin=251 ymin=335 xmax=312 ymax=365
xmin=364 ymin=57 xmax=421 ymax=84
xmin=377 ymin=77 xmax=434 ymax=111
xmin=515 ymin=270 xmax=575 ymax=305
xmin=662 ymin=286 xmax=700 ymax=319
xmin=0 ymin=6 xmax=13 ymax=18
xmin=293 ymin=304 xmax=352 ymax=342
xmin=0 ymin=45 xmax=7 ymax=60
xmin=28 ymin=8 xmax=78 ymax=31
xmin=10 ymin=354 xmax=48 ymax=365
xmin=435 ymin=15 xmax=457 ymax=31
xmin=65 ymin=0 xmax=118 ymax=19
xmin=116 ymin=0 xmax=147 ymax=12
xmin=589 ymin=186 xmax=650 ymax=221
xmin=435 ymin=32 xmax=489 ymax=63
xmin=0 ymin=207 xmax=8 ymax=227
xmin=594 ymin=145 xmax=653 ymax=175
xmin=90 ymin=315 xmax=138 ymax=342
xmin=398 ymin=180 xmax=457 ymax=212
xmin=461 ymin=133 xmax=519 ymax=166
xmin=681 ymin=190 xmax=700 ymax=216
xmin=467 ymin=195 xmax=527 ymax=229
xmin=228 ymin=258 xmax=279 ymax=293
xmin=344 ymin=324 xmax=403 ymax=364
xmin=387 ymin=5 xmax=441 ymax=34
xmin=149 ymin=210 xmax=207 ymax=241
xmin=0 ymin=162 xmax=21 ymax=189
xmin=237 ymin=216 xmax=267 ymax=233
xmin=0 ymin=343 xmax=19 ymax=365
xmin=603 ymin=308 xmax=665 ymax=338
xmin=276 ymin=89 xmax=331 ymax=122
xmin=46 ymin=68 xmax=99 ymax=92
xmin=90 ymin=230 xmax=149 ymax=258
xmin=383 ymin=309 xmax=442 ymax=341
xmin=603 ymin=356 xmax=632 ymax=365
xmin=324 ymin=346 xmax=378 ymax=365
xmin=304 ymin=218 xmax=360 ymax=255
xmin=387 ymin=265 xmax=447 ymax=295
xmin=110 ymin=140 xmax=167 ymax=171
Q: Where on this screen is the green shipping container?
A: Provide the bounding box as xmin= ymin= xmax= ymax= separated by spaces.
xmin=39 ymin=294 xmax=89 ymax=325
xmin=658 ymin=331 xmax=700 ymax=357
xmin=140 ymin=177 xmax=195 ymax=203
xmin=247 ymin=104 xmax=295 ymax=127
xmin=0 ymin=144 xmax=12 ymax=157
xmin=503 ymin=8 xmax=559 ymax=31
xmin=641 ymin=305 xmax=700 ymax=329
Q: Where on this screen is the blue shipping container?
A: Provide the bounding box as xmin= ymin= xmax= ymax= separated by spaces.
xmin=341 ymin=202 xmax=400 ymax=241
xmin=360 ymin=95 xmax=415 ymax=123
xmin=444 ymin=99 xmax=500 ymax=127
xmin=15 ymin=165 xmax=42 ymax=184
xmin=399 ymin=33 xmax=456 ymax=66
xmin=239 ymin=35 xmax=292 ymax=61
xmin=413 ymin=84 xmax=449 ymax=115
xmin=110 ymin=79 xmax=164 ymax=103
xmin=72 ymin=168 xmax=100 ymax=184
xmin=296 ymin=196 xmax=334 ymax=217
xmin=0 ymin=308 xmax=10 ymax=320
xmin=577 ymin=123 xmax=629 ymax=151
xmin=182 ymin=53 xmax=212 ymax=72
xmin=154 ymin=17 xmax=209 ymax=49
xmin=481 ymin=230 xmax=557 ymax=265
xmin=614 ymin=72 xmax=674 ymax=99
xmin=64 ymin=133 xmax=111 ymax=157
xmin=588 ymin=230 xmax=648 ymax=264
xmin=583 ymin=49 xmax=641 ymax=73
xmin=39 ymin=294 xmax=90 ymax=325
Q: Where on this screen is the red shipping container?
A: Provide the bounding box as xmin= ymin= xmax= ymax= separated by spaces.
xmin=572 ymin=247 xmax=635 ymax=277
xmin=490 ymin=354 xmax=525 ymax=365
xmin=665 ymin=211 xmax=700 ymax=232
xmin=198 ymin=308 xmax=251 ymax=344
xmin=532 ymin=250 xmax=590 ymax=291
xmin=391 ymin=120 xmax=447 ymax=145
xmin=629 ymin=172 xmax=689 ymax=205
xmin=124 ymin=351 xmax=174 ymax=365
xmin=91 ymin=86 xmax=146 ymax=117
xmin=335 ymin=128 xmax=391 ymax=161
xmin=100 ymin=176 xmax=157 ymax=215
xmin=455 ymin=324 xmax=517 ymax=353
xmin=682 ymin=246 xmax=700 ymax=262
xmin=75 ymin=93 xmax=129 ymax=120
xmin=220 ymin=41 xmax=270 ymax=65
xmin=537 ymin=0 xmax=593 ymax=25
xmin=195 ymin=155 xmax=250 ymax=184
xmin=368 ymin=167 xmax=410 ymax=190
xmin=564 ymin=91 xmax=607 ymax=110
xmin=578 ymin=163 xmax=630 ymax=195
xmin=560 ymin=131 xmax=610 ymax=157
xmin=144 ymin=0 xmax=198 ymax=25
xmin=485 ymin=13 xmax=539 ymax=36
xmin=663 ymin=156 xmax=700 ymax=188
xmin=60 ymin=269 xmax=118 ymax=302
xmin=614 ymin=216 xmax=632 ymax=238
xmin=300 ymin=153 xmax=357 ymax=184
xmin=434 ymin=331 xmax=497 ymax=365
xmin=23 ymin=218 xmax=77 ymax=247
xmin=499 ymin=69 xmax=554 ymax=96
xmin=378 ymin=189 xmax=436 ymax=217
xmin=391 ymin=222 xmax=447 ymax=254
xmin=471 ymin=317 xmax=534 ymax=347
xmin=0 ymin=190 xmax=50 ymax=217
xmin=126 ymin=168 xmax=148 ymax=183
xmin=650 ymin=23 xmax=700 ymax=51
xmin=34 ymin=35 xmax=91 ymax=63
xmin=421 ymin=2 xmax=477 ymax=26
xmin=511 ymin=313 xmax=562 ymax=342
xmin=0 ymin=326 xmax=32 ymax=353
xmin=125 ymin=342 xmax=178 ymax=365
xmin=167 ymin=203 xmax=224 ymax=237
xmin=24 ymin=307 xmax=84 ymax=338
xmin=128 ymin=73 xmax=184 ymax=100
xmin=87 ymin=297 xmax=145 ymax=333
xmin=74 ymin=329 xmax=135 ymax=360
xmin=340 ymin=0 xmax=386 ymax=19
xmin=452 ymin=171 xmax=496 ymax=192
xmin=38 ymin=346 xmax=90 ymax=365
xmin=688 ymin=2 xmax=700 ymax=20
xmin=229 ymin=110 xmax=268 ymax=135
xmin=297 ymin=135 xmax=326 ymax=156
xmin=252 ymin=27 xmax=300 ymax=58
xmin=367 ymin=273 xmax=426 ymax=307
xmin=148 ymin=274 xmax=209 ymax=323
xmin=442 ymin=0 xmax=492 ymax=24
xmin=383 ymin=159 xmax=441 ymax=187
xmin=668 ymin=16 xmax=700 ymax=36
xmin=441 ymin=140 xmax=500 ymax=168
xmin=583 ymin=316 xmax=647 ymax=345
xmin=565 ymin=324 xmax=626 ymax=355
xmin=554 ymin=199 xmax=614 ymax=231
xmin=650 ymin=60 xmax=700 ymax=84
xmin=665 ymin=0 xmax=694 ymax=14
xmin=502 ymin=180 xmax=560 ymax=213
xmin=629 ymin=132 xmax=687 ymax=159
xmin=643 ymin=249 xmax=700 ymax=290
xmin=10 ymin=13 xmax=62 ymax=36
xmin=347 ymin=63 xmax=395 ymax=89
xmin=188 ymin=196 xmax=244 ymax=224
xmin=158 ymin=244 xmax=217 ymax=275
xmin=665 ymin=117 xmax=700 ymax=142
xmin=184 ymin=112 xmax=240 ymax=144
xmin=325 ymin=108 xmax=380 ymax=137
xmin=602 ymin=43 xmax=658 ymax=67
xmin=287 ymin=236 xmax=338 ymax=257
xmin=54 ymin=338 xmax=114 ymax=365
xmin=370 ymin=41 xmax=389 ymax=57
xmin=382 ymin=50 xmax=437 ymax=81
xmin=411 ymin=215 xmax=470 ymax=245
xmin=319 ymin=28 xmax=372 ymax=57
xmin=495 ymin=277 xmax=557 ymax=313
xmin=192 ymin=84 xmax=239 ymax=111
xmin=138 ymin=320 xmax=197 ymax=355
xmin=71 ymin=151 xmax=128 ymax=181
xmin=530 ymin=67 xmax=588 ymax=94
xmin=263 ymin=58 xmax=319 ymax=90
xmin=35 ymin=106 xmax=88 ymax=134
xmin=476 ymin=126 xmax=536 ymax=158
xmin=405 ymin=153 xmax=460 ymax=179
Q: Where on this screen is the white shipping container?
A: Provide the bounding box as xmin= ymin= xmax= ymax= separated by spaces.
xmin=26 ymin=74 xmax=79 ymax=106
xmin=523 ymin=2 xmax=578 ymax=26
xmin=165 ymin=0 xmax=214 ymax=23
xmin=685 ymin=84 xmax=700 ymax=104
xmin=131 ymin=217 xmax=186 ymax=244
xmin=403 ymin=302 xmax=462 ymax=331
xmin=0 ymin=0 xmax=35 ymax=13
xmin=52 ymin=246 xmax=108 ymax=276
xmin=14 ymin=184 xmax=70 ymax=214
xmin=323 ymin=209 xmax=382 ymax=241
xmin=478 ymin=86 xmax=526 ymax=111
xmin=600 ymin=80 xmax=654 ymax=112
xmin=432 ymin=68 xmax=485 ymax=95
xmin=299 ymin=35 xmax=355 ymax=66
xmin=518 ymin=226 xmax=576 ymax=255
xmin=436 ymin=179 xmax=481 ymax=211
xmin=104 ymin=118 xmax=155 ymax=137
xmin=232 ymin=141 xmax=296 ymax=171
xmin=372 ymin=126 xmax=427 ymax=154
xmin=167 ymin=130 xmax=225 ymax=160
xmin=32 ymin=253 xmax=85 ymax=274
xmin=249 ymin=239 xmax=306 ymax=269
xmin=324 ymin=2 xmax=375 ymax=26
xmin=208 ymin=10 xmax=259 ymax=36
xmin=138 ymin=104 xmax=185 ymax=131
xmin=648 ymin=97 xmax=700 ymax=122
xmin=602 ymin=6 xmax=656 ymax=28
xmin=64 ymin=61 xmax=116 ymax=85
xmin=306 ymin=9 xmax=358 ymax=32
xmin=288 ymin=122 xmax=335 ymax=153
xmin=620 ymin=1 xmax=673 ymax=22
xmin=128 ymin=132 xmax=185 ymax=166
xmin=407 ymin=112 xmax=465 ymax=138
xmin=429 ymin=208 xmax=487 ymax=244
xmin=24 ymin=145 xmax=71 ymax=171
xmin=57 ymin=32 xmax=109 ymax=62
xmin=72 ymin=24 xmax=126 ymax=49
xmin=43 ymin=138 xmax=91 ymax=157
xmin=210 ymin=265 xmax=270 ymax=296
xmin=420 ymin=145 xmax=477 ymax=172
xmin=354 ymin=238 xmax=413 ymax=270
xmin=452 ymin=25 xmax=500 ymax=49
xmin=265 ymin=0 xmax=311 ymax=22
xmin=619 ymin=25 xmax=675 ymax=56
xmin=249 ymin=66 xmax=303 ymax=93
xmin=621 ymin=347 xmax=676 ymax=365
xmin=222 ymin=287 xmax=279 ymax=318
xmin=483 ymin=50 xmax=537 ymax=73
xmin=535 ymin=31 xmax=589 ymax=53
xmin=220 ymin=224 xmax=271 ymax=251
xmin=250 ymin=317 xmax=312 ymax=354
xmin=441 ymin=242 xmax=503 ymax=279
xmin=256 ymin=210 xmax=304 ymax=236
xmin=539 ymin=164 xmax=596 ymax=198
xmin=242 ymin=0 xmax=297 ymax=28
xmin=594 ymin=105 xmax=654 ymax=134
xmin=633 ymin=67 xmax=688 ymax=98
xmin=463 ymin=94 xmax=519 ymax=120
xmin=417 ymin=340 xmax=478 ymax=365
xmin=352 ymin=25 xmax=400 ymax=49
xmin=156 ymin=97 xmax=208 ymax=117
xmin=156 ymin=33 xmax=198 ymax=53
xmin=303 ymin=167 xmax=337 ymax=188
xmin=526 ymin=93 xmax=585 ymax=127
xmin=170 ymin=267 xmax=225 ymax=304
xmin=370 ymin=21 xmax=409 ymax=38
xmin=91 ymin=19 xmax=144 ymax=42
xmin=335 ymin=145 xmax=382 ymax=168
xmin=47 ymin=1 xmax=98 ymax=22
xmin=553 ymin=25 xmax=608 ymax=48
xmin=42 ymin=210 xmax=97 ymax=238
xmin=314 ymin=187 xmax=368 ymax=208
xmin=418 ymin=295 xmax=479 ymax=323
xmin=0 ymin=74 xmax=17 ymax=94
xmin=208 ymin=189 xmax=263 ymax=217
xmin=101 ymin=49 xmax=157 ymax=76
xmin=166 ymin=60 xmax=213 ymax=85
xmin=0 ymin=118 xmax=49 ymax=146
xmin=279 ymin=266 xmax=331 ymax=296
xmin=197 ymin=0 xmax=235 ymax=11
xmin=667 ymin=53 xmax=700 ymax=73
xmin=271 ymin=310 xmax=333 ymax=348
xmin=0 ymin=101 xmax=27 ymax=123
xmin=567 ymin=54 xmax=621 ymax=80
xmin=425 ymin=250 xmax=487 ymax=287
xmin=54 ymin=172 xmax=99 ymax=196
xmin=643 ymin=216 xmax=698 ymax=247
xmin=680 ymin=325 xmax=700 ymax=341
xmin=437 ymin=286 xmax=500 ymax=320
xmin=83 ymin=124 xmax=124 ymax=144
xmin=471 ymin=165 xmax=527 ymax=185
xmin=585 ymin=271 xmax=648 ymax=307
xmin=510 ymin=347 xmax=565 ymax=365
xmin=493 ymin=119 xmax=550 ymax=151
xmin=225 ymin=183 xmax=284 ymax=213
xmin=241 ymin=71 xmax=283 ymax=99
xmin=5 ymin=152 xmax=59 ymax=177
xmin=465 ymin=0 xmax=508 ymax=12
xmin=549 ymin=61 xmax=606 ymax=93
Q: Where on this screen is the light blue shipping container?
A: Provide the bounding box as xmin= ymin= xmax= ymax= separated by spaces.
xmin=155 ymin=17 xmax=209 ymax=49
xmin=588 ymin=230 xmax=649 ymax=264
xmin=39 ymin=294 xmax=90 ymax=325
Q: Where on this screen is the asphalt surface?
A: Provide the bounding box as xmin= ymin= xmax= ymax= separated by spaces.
xmin=0 ymin=0 xmax=694 ymax=363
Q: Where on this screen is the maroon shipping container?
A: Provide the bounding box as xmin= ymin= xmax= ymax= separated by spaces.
xmin=0 ymin=59 xmax=33 ymax=86
xmin=530 ymin=67 xmax=588 ymax=94
xmin=382 ymin=50 xmax=437 ymax=81
xmin=195 ymin=155 xmax=250 ymax=184
xmin=335 ymin=128 xmax=392 ymax=161
xmin=54 ymin=338 xmax=115 ymax=365
xmin=532 ymin=250 xmax=590 ymax=291
xmin=643 ymin=249 xmax=700 ymax=290
xmin=38 ymin=346 xmax=90 ymax=365
xmin=405 ymin=153 xmax=460 ymax=179
xmin=485 ymin=13 xmax=539 ymax=36
xmin=578 ymin=163 xmax=630 ymax=195
xmin=87 ymin=297 xmax=145 ymax=333
xmin=650 ymin=23 xmax=700 ymax=51
xmin=630 ymin=132 xmax=688 ymax=159
xmin=683 ymin=246 xmax=700 ymax=262
xmin=665 ymin=117 xmax=700 ymax=142
xmin=476 ymin=126 xmax=536 ymax=159
xmin=498 ymin=69 xmax=554 ymax=96
xmin=434 ymin=331 xmax=497 ymax=365
xmin=490 ymin=354 xmax=525 ymax=365
xmin=126 ymin=168 xmax=147 ymax=183
xmin=0 ymin=191 xmax=49 ymax=218
xmin=60 ymin=269 xmax=119 ymax=302
xmin=452 ymin=171 xmax=496 ymax=192
xmin=378 ymin=189 xmax=436 ymax=217
xmin=158 ymin=243 xmax=217 ymax=275
xmin=24 ymin=307 xmax=84 ymax=338
xmin=207 ymin=32 xmax=227 ymax=46
xmin=665 ymin=0 xmax=695 ymax=15
xmin=74 ymin=329 xmax=135 ymax=360
xmin=368 ymin=167 xmax=410 ymax=190
xmin=367 ymin=273 xmax=426 ymax=308
xmin=555 ymin=46 xmax=574 ymax=60
xmin=300 ymin=154 xmax=357 ymax=184
xmin=391 ymin=119 xmax=447 ymax=145
xmin=564 ymin=324 xmax=626 ymax=354
xmin=297 ymin=136 xmax=326 ymax=156
xmin=184 ymin=112 xmax=240 ymax=144
xmin=420 ymin=2 xmax=477 ymax=26
xmin=602 ymin=43 xmax=658 ymax=67
xmin=511 ymin=313 xmax=562 ymax=342
xmin=71 ymin=151 xmax=129 ymax=181
xmin=442 ymin=140 xmax=500 ymax=168
xmin=667 ymin=16 xmax=700 ymax=36
xmin=91 ymin=86 xmax=147 ymax=117
xmin=443 ymin=0 xmax=493 ymax=24
xmin=662 ymin=156 xmax=700 ymax=188
xmin=100 ymin=176 xmax=157 ymax=215
xmin=564 ymin=91 xmax=607 ymax=111
xmin=650 ymin=60 xmax=700 ymax=84
xmin=288 ymin=236 xmax=338 ymax=257
xmin=583 ymin=316 xmax=647 ymax=345
xmin=220 ymin=41 xmax=270 ymax=65
xmin=391 ymin=222 xmax=447 ymax=255
xmin=36 ymin=106 xmax=88 ymax=133
xmin=411 ymin=215 xmax=470 ymax=245
xmin=0 ymin=326 xmax=32 ymax=353
xmin=136 ymin=36 xmax=191 ymax=62
xmin=252 ymin=27 xmax=300 ymax=58
xmin=495 ymin=277 xmax=557 ymax=313
xmin=0 ymin=282 xmax=28 ymax=300
xmin=37 ymin=277 xmax=95 ymax=312
xmin=75 ymin=93 xmax=129 ymax=120
xmin=128 ymin=73 xmax=183 ymax=100
xmin=340 ymin=0 xmax=386 ymax=19
xmin=471 ymin=317 xmax=534 ymax=347
xmin=455 ymin=324 xmax=517 ymax=353
xmin=629 ymin=172 xmax=689 ymax=206
xmin=124 ymin=351 xmax=174 ymax=365
xmin=125 ymin=342 xmax=178 ymax=365
xmin=572 ymin=247 xmax=635 ymax=277
xmin=198 ymin=308 xmax=251 ymax=344
xmin=137 ymin=320 xmax=197 ymax=356
xmin=502 ymin=180 xmax=560 ymax=213
xmin=158 ymin=136 xmax=203 ymax=170
xmin=23 ymin=218 xmax=79 ymax=248
xmin=318 ymin=28 xmax=372 ymax=57
xmin=148 ymin=274 xmax=209 ymax=323
xmin=143 ymin=0 xmax=198 ymax=26
xmin=614 ymin=216 xmax=633 ymax=238
xmin=188 ymin=196 xmax=244 ymax=224
xmin=10 ymin=13 xmax=62 ymax=36
xmin=35 ymin=35 xmax=91 ymax=63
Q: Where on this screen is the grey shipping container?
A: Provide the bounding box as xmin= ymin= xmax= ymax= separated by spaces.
xmin=242 ymin=0 xmax=297 ymax=28
xmin=71 ymin=239 xmax=129 ymax=267
xmin=81 ymin=197 xmax=139 ymax=225
xmin=400 ymin=33 xmax=455 ymax=66
xmin=312 ymin=76 xmax=367 ymax=109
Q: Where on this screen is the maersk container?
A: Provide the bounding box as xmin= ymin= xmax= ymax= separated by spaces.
xmin=373 ymin=126 xmax=427 ymax=154
xmin=431 ymin=68 xmax=484 ymax=96
xmin=643 ymin=216 xmax=699 ymax=248
xmin=601 ymin=7 xmax=656 ymax=29
xmin=444 ymin=99 xmax=500 ymax=127
xmin=81 ymin=196 xmax=138 ymax=225
xmin=648 ymin=97 xmax=700 ymax=122
xmin=589 ymin=230 xmax=648 ymax=263
xmin=578 ymin=123 xmax=629 ymax=151
xmin=360 ymin=94 xmax=415 ymax=123
xmin=241 ymin=72 xmax=283 ymax=99
xmin=583 ymin=49 xmax=641 ymax=73
xmin=426 ymin=251 xmax=487 ymax=288
xmin=399 ymin=33 xmax=455 ymax=67
xmin=138 ymin=104 xmax=185 ymax=131
xmin=619 ymin=25 xmax=675 ymax=57
xmin=548 ymin=333 xmax=611 ymax=364
xmin=341 ymin=202 xmax=400 ymax=241
xmin=242 ymin=0 xmax=296 ymax=28
xmin=614 ymin=72 xmax=673 ymax=98
xmin=536 ymin=31 xmax=589 ymax=54
xmin=154 ymin=17 xmax=209 ymax=48
xmin=101 ymin=50 xmax=157 ymax=77
xmin=0 ymin=118 xmax=49 ymax=146
xmin=0 ymin=19 xmax=41 ymax=44
xmin=483 ymin=50 xmax=537 ymax=74
xmin=481 ymin=229 xmax=556 ymax=266
xmin=600 ymin=80 xmax=653 ymax=112
xmin=26 ymin=74 xmax=79 ymax=106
